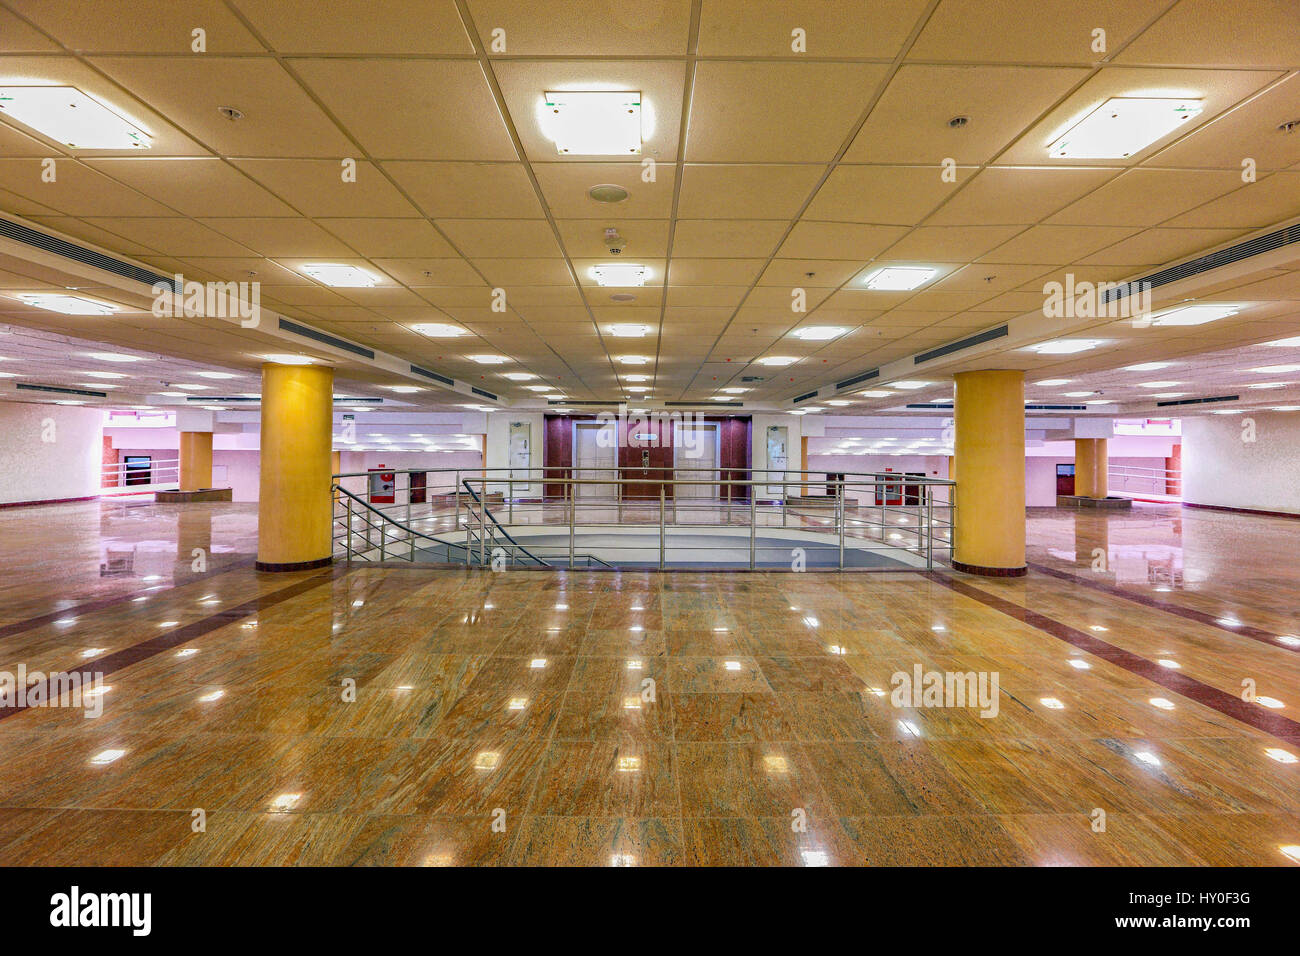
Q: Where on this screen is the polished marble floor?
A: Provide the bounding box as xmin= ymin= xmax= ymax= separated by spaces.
xmin=0 ymin=499 xmax=1297 ymax=865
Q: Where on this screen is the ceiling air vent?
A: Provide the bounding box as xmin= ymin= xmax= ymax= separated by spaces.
xmin=792 ymin=390 xmax=820 ymax=404
xmin=471 ymin=386 xmax=498 ymax=401
xmin=15 ymin=383 xmax=107 ymax=397
xmin=278 ymin=318 xmax=374 ymax=360
xmin=836 ymin=368 xmax=880 ymax=390
xmin=914 ymin=326 xmax=1009 ymax=365
xmin=1156 ymin=395 xmax=1239 ymax=407
xmin=409 ymin=364 xmax=454 ymax=387
xmin=0 ymin=217 xmax=179 ymax=292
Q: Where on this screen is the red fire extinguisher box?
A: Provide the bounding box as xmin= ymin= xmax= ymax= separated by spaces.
xmin=368 ymin=466 xmax=396 ymax=504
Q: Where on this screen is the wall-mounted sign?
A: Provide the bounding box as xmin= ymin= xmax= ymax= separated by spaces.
xmin=632 ymin=432 xmax=657 ymax=442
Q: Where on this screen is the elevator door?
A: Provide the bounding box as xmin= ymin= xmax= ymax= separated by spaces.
xmin=574 ymin=422 xmax=617 ymax=500
xmin=674 ymin=423 xmax=719 ymax=499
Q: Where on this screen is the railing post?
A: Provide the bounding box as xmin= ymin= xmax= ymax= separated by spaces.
xmin=479 ymin=485 xmax=486 ymax=568
xmin=749 ymin=486 xmax=756 ymax=571
xmin=380 ymin=516 xmax=386 ymax=562
xmin=925 ymin=486 xmax=934 ymax=570
xmin=782 ymin=479 xmax=788 ymax=528
xmin=509 ymin=478 xmax=514 ymax=524
xmin=346 ymin=494 xmax=353 ymax=560
xmin=659 ymin=484 xmax=666 ymax=571
xmin=569 ymin=481 xmax=575 ymax=570
xmin=838 ymin=480 xmax=845 ymax=570
xmin=454 ymin=470 xmax=460 ymax=531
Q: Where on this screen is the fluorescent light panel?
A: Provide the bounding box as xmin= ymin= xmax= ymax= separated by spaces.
xmin=0 ymin=86 xmax=151 ymax=149
xmin=1048 ymin=97 xmax=1203 ymax=159
xmin=863 ymin=267 xmax=935 ymax=291
xmin=542 ymin=90 xmax=642 ymax=155
xmin=16 ymin=294 xmax=116 ymax=315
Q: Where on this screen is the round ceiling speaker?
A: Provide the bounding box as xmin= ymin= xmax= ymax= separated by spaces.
xmin=589 ymin=184 xmax=630 ymax=203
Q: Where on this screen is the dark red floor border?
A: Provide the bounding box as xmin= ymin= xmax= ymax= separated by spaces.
xmin=0 ymin=557 xmax=257 ymax=643
xmin=927 ymin=571 xmax=1300 ymax=742
xmin=1026 ymin=561 xmax=1299 ymax=654
xmin=1 ymin=565 xmax=345 ymax=720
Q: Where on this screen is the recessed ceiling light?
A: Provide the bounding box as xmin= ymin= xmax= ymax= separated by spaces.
xmin=1249 ymin=364 xmax=1300 ymax=374
xmin=626 ymin=385 xmax=651 ymax=392
xmin=1246 ymin=382 xmax=1291 ymax=389
xmin=78 ymin=382 xmax=118 ymax=388
xmin=791 ymin=326 xmax=845 ymax=341
xmin=81 ymin=370 xmax=128 ymax=379
xmin=469 ymin=355 xmax=508 ymax=365
xmin=591 ymin=264 xmax=648 ymax=288
xmin=1136 ymin=381 xmax=1181 ymax=388
xmin=1149 ymin=304 xmax=1239 ymax=326
xmin=1124 ymin=362 xmax=1171 ymax=371
xmin=171 ymin=384 xmax=208 ymax=391
xmin=525 ymin=385 xmax=553 ymax=392
xmin=541 ymin=90 xmax=642 ymax=155
xmin=1085 ymin=399 xmax=1112 ymax=405
xmin=624 ymin=374 xmax=651 ymax=382
xmin=618 ymin=355 xmax=650 ymax=365
xmin=263 ymin=354 xmax=314 ymax=365
xmin=501 ymin=372 xmax=535 ymax=381
xmin=863 ymin=267 xmax=936 ymax=291
xmin=1036 ymin=379 xmax=1072 ymax=386
xmin=410 ymin=323 xmax=464 ymax=337
xmin=54 ymin=399 xmax=86 ymax=405
xmin=859 ymin=389 xmax=891 ymax=397
xmin=16 ymin=293 xmax=118 ymax=315
xmin=0 ymin=86 xmax=151 ymax=149
xmin=756 ymin=356 xmax=796 ymax=366
xmin=1264 ymin=336 xmax=1300 ymax=347
xmin=1210 ymin=409 xmax=1243 ymax=415
xmin=890 ymin=380 xmax=929 ymax=390
xmin=1026 ymin=339 xmax=1104 ymax=355
xmin=201 ymin=405 xmax=226 ymax=411
xmin=1151 ymin=392 xmax=1186 ymax=398
xmin=1047 ymin=97 xmax=1203 ymax=159
xmin=195 ymin=371 xmax=237 ymax=379
xmin=1063 ymin=391 xmax=1094 ymax=398
xmin=385 ymin=385 xmax=423 ymax=393
xmin=608 ymin=323 xmax=652 ymax=338
xmin=826 ymin=399 xmax=850 ymax=406
xmin=1272 ymin=405 xmax=1300 ymax=411
xmin=86 ymin=352 xmax=143 ymax=363
xmin=301 ymin=264 xmax=378 ymax=287
xmin=721 ymin=387 xmax=747 ymax=394
xmin=710 ymin=395 xmax=733 ymax=401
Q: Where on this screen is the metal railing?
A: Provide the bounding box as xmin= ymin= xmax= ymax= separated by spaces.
xmin=1108 ymin=462 xmax=1182 ymax=499
xmin=101 ymin=456 xmax=180 ymax=493
xmin=331 ymin=466 xmax=954 ymax=572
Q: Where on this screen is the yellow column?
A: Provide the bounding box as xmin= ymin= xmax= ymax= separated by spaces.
xmin=178 ymin=431 xmax=213 ymax=491
xmin=953 ymin=370 xmax=1026 ymax=576
xmin=257 ymin=362 xmax=334 ymax=571
xmin=1074 ymin=438 xmax=1108 ymax=500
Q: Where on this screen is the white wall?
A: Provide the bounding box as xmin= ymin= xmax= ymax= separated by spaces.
xmin=752 ymin=413 xmax=803 ymax=497
xmin=1184 ymin=413 xmax=1300 ymax=514
xmin=0 ymin=403 xmax=103 ymax=505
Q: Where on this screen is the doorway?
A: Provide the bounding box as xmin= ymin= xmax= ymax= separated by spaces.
xmin=673 ymin=422 xmax=719 ymax=499
xmin=573 ymin=421 xmax=617 ymax=500
xmin=1056 ymin=463 xmax=1075 ymax=496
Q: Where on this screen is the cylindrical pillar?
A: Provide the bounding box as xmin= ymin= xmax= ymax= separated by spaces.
xmin=178 ymin=431 xmax=213 ymax=491
xmin=257 ymin=362 xmax=334 ymax=571
xmin=953 ymin=370 xmax=1026 ymax=576
xmin=1075 ymin=438 xmax=1108 ymax=500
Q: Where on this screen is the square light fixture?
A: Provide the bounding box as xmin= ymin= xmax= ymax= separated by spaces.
xmin=889 ymin=380 xmax=930 ymax=390
xmin=542 ymin=90 xmax=642 ymax=155
xmin=1026 ymin=339 xmax=1104 ymax=355
xmin=1124 ymin=362 xmax=1171 ymax=371
xmin=721 ymin=387 xmax=747 ymax=394
xmin=863 ymin=267 xmax=935 ymax=291
xmin=624 ymin=374 xmax=651 ymax=382
xmin=263 ymin=354 xmax=314 ymax=365
xmin=301 ymin=264 xmax=378 ymax=287
xmin=1264 ymin=336 xmax=1300 ymax=347
xmin=410 ymin=323 xmax=464 ymax=337
xmin=607 ymin=323 xmax=652 ymax=337
xmin=591 ymin=264 xmax=647 ymax=288
xmin=469 ymin=354 xmax=508 ymax=364
xmin=756 ymin=356 xmax=796 ymax=366
xmin=1250 ymin=364 xmax=1300 ymax=374
xmin=618 ymin=355 xmax=650 ymax=365
xmin=1149 ymin=304 xmax=1239 ymax=326
xmin=526 ymin=385 xmax=553 ymax=392
xmin=195 ymin=371 xmax=237 ymax=379
xmin=16 ymin=294 xmax=117 ymax=315
xmin=791 ymin=326 xmax=845 ymax=341
xmin=1036 ymin=379 xmax=1072 ymax=386
xmin=86 ymin=352 xmax=144 ymax=362
xmin=1047 ymin=97 xmax=1203 ymax=159
xmin=501 ymin=372 xmax=535 ymax=381
xmin=0 ymin=86 xmax=151 ymax=149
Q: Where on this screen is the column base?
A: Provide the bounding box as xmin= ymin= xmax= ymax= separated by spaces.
xmin=951 ymin=559 xmax=1027 ymax=577
xmin=254 ymin=556 xmax=333 ymax=573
